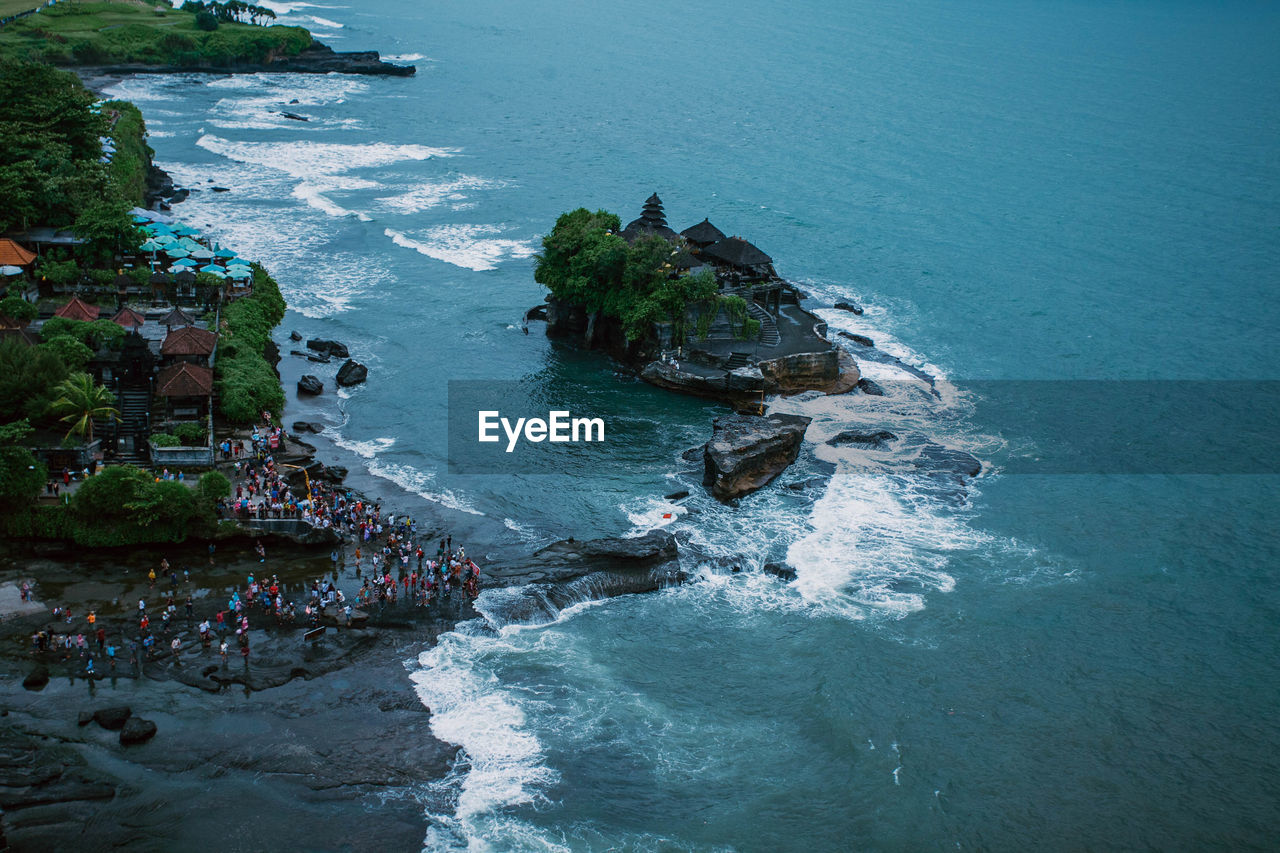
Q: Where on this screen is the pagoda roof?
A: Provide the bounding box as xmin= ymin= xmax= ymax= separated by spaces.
xmin=156 ymin=362 xmax=213 ymax=397
xmin=680 ymin=218 xmax=726 ymax=246
xmin=111 ymin=307 xmax=146 ymax=329
xmin=161 ymin=307 xmax=195 ymax=327
xmin=701 ymin=236 xmax=773 ymax=269
xmin=54 ymin=296 xmax=100 ymax=323
xmin=0 ymin=238 xmax=36 ymax=267
xmin=161 ymin=325 xmax=216 ymax=357
xmin=621 ymin=219 xmax=680 ymax=244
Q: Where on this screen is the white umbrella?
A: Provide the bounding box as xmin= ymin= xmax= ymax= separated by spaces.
xmin=0 ymin=265 xmax=23 ymax=276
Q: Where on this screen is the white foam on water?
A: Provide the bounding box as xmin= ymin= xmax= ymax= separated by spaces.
xmin=411 ymin=623 xmax=566 ymax=852
xmin=292 ymin=182 xmax=373 ymax=221
xmin=385 ymin=53 xmax=430 ymax=62
xmin=619 ymin=496 xmax=689 ymax=536
xmin=306 ymin=14 xmax=343 ymax=27
xmin=384 ymin=226 xmax=536 ymax=272
xmin=196 ymin=135 xmax=455 ymax=181
xmin=377 ymin=175 xmax=504 ymax=215
xmin=329 ymin=433 xmax=394 ymax=459
xmin=365 ymin=459 xmax=484 ymax=516
xmin=786 ymin=467 xmax=978 ymax=620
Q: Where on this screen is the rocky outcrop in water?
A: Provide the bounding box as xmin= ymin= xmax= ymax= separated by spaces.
xmin=297 ymin=375 xmax=323 ymax=395
xmin=827 ymin=429 xmax=897 ymax=448
xmin=485 ymin=530 xmax=684 ymax=623
xmin=703 ymin=412 xmax=812 ymax=501
xmin=306 ymin=339 xmax=349 ymax=359
xmin=758 ymin=349 xmax=860 ymax=394
xmin=335 ymin=360 xmax=367 ymax=387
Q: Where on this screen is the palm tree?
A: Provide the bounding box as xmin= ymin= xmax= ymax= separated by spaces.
xmin=48 ymin=372 xmax=119 ymax=443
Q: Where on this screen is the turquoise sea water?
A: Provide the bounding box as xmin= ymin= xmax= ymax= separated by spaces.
xmin=113 ymin=0 xmax=1280 ymax=847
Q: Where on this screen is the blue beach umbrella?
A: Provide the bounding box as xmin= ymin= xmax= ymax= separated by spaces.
xmin=138 ymin=239 xmax=162 ymax=252
xmin=199 ymin=264 xmax=227 ymax=276
xmin=214 ymin=248 xmax=238 ymax=259
xmin=190 ymin=248 xmax=215 ymax=260
xmin=172 ymin=224 xmax=199 ymax=237
xmin=164 ymin=247 xmax=190 ymax=258
xmin=172 ymin=257 xmax=199 ymax=268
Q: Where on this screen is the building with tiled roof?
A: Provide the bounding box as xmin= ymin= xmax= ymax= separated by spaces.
xmin=160 ymin=325 xmax=216 ymax=362
xmin=111 ymin=307 xmax=146 ymax=330
xmin=0 ymin=238 xmax=36 ymax=267
xmin=53 ymin=296 xmax=100 ymax=323
xmin=156 ymin=362 xmax=214 ymax=397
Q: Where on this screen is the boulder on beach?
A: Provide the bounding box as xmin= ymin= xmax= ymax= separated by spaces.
xmin=22 ymin=666 xmax=49 ymax=691
xmin=335 ymin=359 xmax=368 ymax=387
xmin=702 ymin=412 xmax=812 ymax=502
xmin=306 ymin=339 xmax=349 ymax=359
xmin=292 ymin=421 xmax=325 ymax=434
xmin=119 ymin=717 xmax=157 ymax=745
xmin=92 ymin=706 xmax=132 ymax=731
xmin=298 ymin=375 xmax=323 ymax=396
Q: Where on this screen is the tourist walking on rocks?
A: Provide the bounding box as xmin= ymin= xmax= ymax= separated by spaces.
xmin=219 ymin=640 xmax=228 ymax=665
xmin=255 ymin=541 xmax=266 ymax=563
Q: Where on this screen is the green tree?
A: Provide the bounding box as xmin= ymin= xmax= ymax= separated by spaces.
xmin=0 ymin=419 xmax=45 ymax=510
xmin=37 ymin=336 xmax=94 ymax=371
xmin=0 ymin=338 xmax=69 ymax=423
xmin=74 ymin=198 xmax=144 ymax=264
xmin=0 ymin=296 xmax=37 ymax=324
xmin=199 ymin=470 xmax=230 ymax=501
xmin=47 ymin=372 xmax=119 ymax=443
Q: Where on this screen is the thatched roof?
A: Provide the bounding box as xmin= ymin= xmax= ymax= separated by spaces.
xmin=161 ymin=325 xmax=216 ymax=357
xmin=149 ymin=271 xmax=171 ymax=286
xmin=54 ymin=297 xmax=100 ymax=323
xmin=175 ymin=270 xmax=196 ymax=284
xmin=701 ymin=236 xmax=772 ymax=269
xmin=156 ymin=362 xmax=213 ymax=397
xmin=114 ymin=273 xmax=133 ymax=290
xmin=680 ymin=218 xmax=725 ymax=246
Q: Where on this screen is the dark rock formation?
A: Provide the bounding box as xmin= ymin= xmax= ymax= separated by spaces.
xmin=834 ymin=301 xmax=864 ymax=315
xmin=857 ymin=378 xmax=886 ymax=396
xmin=75 ymin=43 xmax=415 ymax=77
xmin=838 ymin=331 xmax=875 ymax=347
xmin=640 ymin=360 xmax=765 ymax=403
xmin=22 ymin=666 xmax=48 ymax=691
xmin=292 ymin=421 xmax=325 ymax=434
xmin=827 ymin=429 xmax=898 ymax=448
xmin=524 ymin=304 xmax=547 ymax=321
xmin=297 ymin=375 xmax=323 ymax=396
xmin=664 ymin=489 xmax=690 ymax=501
xmin=119 ymin=717 xmax=157 ymax=745
xmin=703 ymin=412 xmax=812 ymax=502
xmin=211 ymin=186 xmax=230 ymax=192
xmin=783 ymin=476 xmax=828 ymax=491
xmin=92 ymin=706 xmax=132 ymax=731
xmin=484 ymin=531 xmax=683 ymax=623
xmin=280 ymin=111 xmax=309 ymax=121
xmin=335 ymin=360 xmax=368 ymax=387
xmin=914 ymin=444 xmax=982 ymax=479
xmin=306 ymin=339 xmax=349 ymax=359
xmin=289 ymin=330 xmax=302 ymax=341
xmin=763 ymin=562 xmax=798 ymax=581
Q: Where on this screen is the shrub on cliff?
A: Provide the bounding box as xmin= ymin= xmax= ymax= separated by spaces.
xmin=71 ymin=465 xmax=210 ymax=545
xmin=215 ymin=264 xmax=287 ymax=424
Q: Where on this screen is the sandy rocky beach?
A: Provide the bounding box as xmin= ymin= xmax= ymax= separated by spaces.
xmin=0 ymin=356 xmax=690 ymax=850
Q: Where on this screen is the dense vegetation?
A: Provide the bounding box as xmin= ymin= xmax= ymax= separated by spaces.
xmin=0 ymin=463 xmax=226 ymax=545
xmin=535 ymin=208 xmax=760 ymax=342
xmin=0 ymin=0 xmax=311 ymax=67
xmin=215 ymin=264 xmax=286 ymax=423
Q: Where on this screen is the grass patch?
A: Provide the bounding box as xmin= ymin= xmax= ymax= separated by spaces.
xmin=0 ymin=0 xmax=311 ymax=66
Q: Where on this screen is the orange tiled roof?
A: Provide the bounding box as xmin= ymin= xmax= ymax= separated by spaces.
xmin=156 ymin=362 xmax=213 ymax=397
xmin=53 ymin=296 xmax=100 ymax=323
xmin=160 ymin=325 xmax=216 ymax=357
xmin=111 ymin=307 xmax=145 ymax=329
xmin=0 ymin=238 xmax=35 ymax=267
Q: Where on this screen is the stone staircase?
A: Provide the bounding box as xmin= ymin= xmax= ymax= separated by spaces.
xmin=725 ymin=351 xmax=752 ymax=370
xmin=115 ymin=387 xmax=152 ymax=464
xmin=747 ymin=301 xmax=780 ymax=347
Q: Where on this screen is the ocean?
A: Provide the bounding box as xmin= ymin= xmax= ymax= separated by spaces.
xmin=106 ymin=0 xmax=1280 ymax=848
